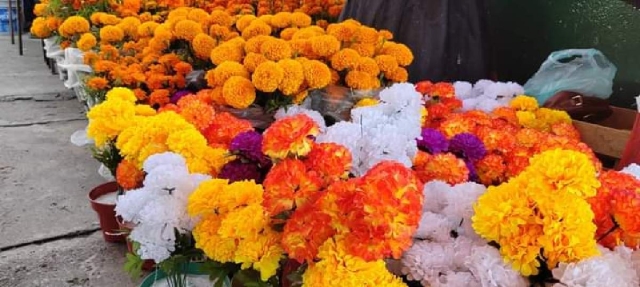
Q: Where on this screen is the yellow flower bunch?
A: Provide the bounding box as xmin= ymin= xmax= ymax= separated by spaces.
xmin=472 ymin=149 xmax=600 ymax=276
xmin=511 ymin=95 xmax=572 ymax=131
xmin=77 ymin=33 xmax=97 ymax=51
xmin=87 ymin=88 xmax=143 ymax=147
xmin=58 ymin=16 xmax=90 ymax=38
xmin=188 ymin=179 xmax=284 ymax=281
xmin=99 ymin=25 xmax=125 ymax=43
xmin=31 ymin=17 xmax=53 ymax=38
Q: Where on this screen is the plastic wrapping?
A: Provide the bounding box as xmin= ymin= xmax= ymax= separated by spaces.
xmin=99 ymin=164 xmax=115 ymax=181
xmin=43 ymin=36 xmax=64 ymax=59
xmin=185 ymin=70 xmax=207 ymax=91
xmin=70 ymin=128 xmax=94 ymax=147
xmin=217 ymin=106 xmax=275 ymax=130
xmin=307 ymin=85 xmax=381 ymax=122
xmin=57 ymin=48 xmax=92 ymax=89
xmin=524 ymin=49 xmax=617 ymax=104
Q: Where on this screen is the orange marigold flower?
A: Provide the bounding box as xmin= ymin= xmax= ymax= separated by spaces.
xmin=99 ymin=25 xmax=125 ymax=43
xmin=302 ymin=60 xmax=332 ymax=89
xmin=192 ymin=33 xmax=217 ymax=60
xmin=378 ymin=29 xmax=394 ymax=41
xmin=354 ymin=57 xmax=380 ymax=77
xmin=210 ymin=42 xmax=244 ymax=65
xmin=252 ymin=61 xmax=285 ymax=93
xmin=270 ymin=12 xmax=292 ymax=28
xmin=346 ymin=70 xmax=380 ymax=90
xmin=245 ymin=35 xmax=270 ymax=53
xmin=209 ymin=61 xmax=249 ymax=88
xmin=174 ymin=19 xmax=203 ymax=41
xmin=243 ymin=52 xmax=268 ymax=73
xmin=304 ymin=143 xmax=352 ymax=186
xmin=242 ymin=20 xmax=272 ymax=40
xmin=331 ymin=48 xmax=360 ymax=71
xmin=202 ymin=112 xmax=254 ymax=147
xmin=58 ymin=16 xmax=90 ymax=38
xmin=133 ymin=88 xmax=147 ymax=101
xmin=116 ymin=159 xmax=144 ymax=190
xmin=413 ymin=151 xmax=469 ymax=185
xmin=350 ymin=43 xmax=376 ymax=58
xmin=290 ymin=12 xmax=312 ymax=27
xmin=281 ymin=200 xmax=335 ymax=263
xmin=77 ymin=33 xmax=97 ymax=51
xmin=263 ymin=158 xmax=323 ymax=217
xmin=222 ymin=76 xmax=256 ymax=109
xmin=277 ymin=59 xmax=305 ymax=96
xmin=310 ymin=35 xmax=341 ymax=57
xmin=87 ymin=77 xmax=109 ymax=90
xmin=280 ymin=27 xmax=299 ymax=40
xmin=551 ymin=122 xmax=581 ymax=140
xmin=209 ymin=10 xmax=234 ymax=27
xmin=263 ymin=114 xmax=319 ymax=160
xmin=235 ymin=14 xmax=257 ymax=32
xmin=177 ymin=95 xmax=215 ymax=131
xmin=149 ymin=89 xmax=171 ymax=107
xmin=381 ymin=42 xmax=414 ymax=66
xmin=260 ymin=37 xmax=292 ymax=61
xmin=326 ymin=22 xmax=357 ymax=42
xmin=355 ymin=26 xmax=379 ymax=44
xmin=476 ymin=154 xmax=507 ymax=186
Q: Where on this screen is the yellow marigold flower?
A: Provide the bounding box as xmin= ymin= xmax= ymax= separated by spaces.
xmin=210 ymin=10 xmax=234 ymax=27
xmin=258 ymin=14 xmax=273 ymax=24
xmin=252 ymin=61 xmax=284 ymax=93
xmin=356 ymin=26 xmax=380 ymax=44
xmin=236 ymin=14 xmax=257 ymax=32
xmin=346 ymin=70 xmax=381 ymax=90
xmin=210 ymin=87 xmax=225 ymax=105
xmin=386 ymin=67 xmax=409 ymax=83
xmin=290 ymin=12 xmax=312 ymax=27
xmin=223 ymin=76 xmax=256 ymax=109
xmin=168 ymin=7 xmax=190 ymax=20
xmin=510 ymin=95 xmax=539 ymax=111
xmin=58 ymin=16 xmax=90 ymax=38
xmin=192 ymin=214 xmax=238 ymax=262
xmin=99 ymin=25 xmax=125 ymax=43
xmin=310 ymin=35 xmax=341 ymax=57
xmin=330 ymin=48 xmax=360 ymax=71
xmin=243 ymin=52 xmax=268 ymax=73
xmin=381 ymin=42 xmax=414 ymax=66
xmin=210 ymin=42 xmax=244 ymax=65
xmin=174 ymin=19 xmax=203 ymax=41
xmin=350 ymin=43 xmax=376 ymax=58
xmin=301 ymin=60 xmax=332 ymax=89
xmin=379 ymin=29 xmax=394 ymax=40
xmin=209 ymin=61 xmax=250 ymax=87
xmin=241 ymin=20 xmax=272 ymax=40
xmin=375 ymin=55 xmax=399 ymax=74
xmin=277 ymin=59 xmax=305 ymax=96
xmin=260 ymin=37 xmax=292 ymax=61
xmin=292 ymin=26 xmax=325 ymax=40
xmin=516 ymin=111 xmax=545 ymax=131
xmin=326 ymin=22 xmax=358 ymax=42
xmin=290 ymin=39 xmax=312 ymax=57
xmin=280 ymin=27 xmax=298 ymax=41
xmin=269 ymin=12 xmax=291 ymax=28
xmin=99 ymin=14 xmax=121 ymax=26
xmin=523 ymin=149 xmax=600 ymax=198
xmin=233 ymin=228 xmax=283 ymax=281
xmin=188 ymin=179 xmax=264 ymax=217
xmin=355 ymin=98 xmax=379 ymax=108
xmin=187 ymin=8 xmax=209 ymax=24
xmin=90 ymin=12 xmax=105 ymax=25
xmin=244 ymin=35 xmax=270 ymax=53
xmin=106 ymin=87 xmax=137 ymax=102
xmin=30 ymin=17 xmax=51 ymax=38
xmin=134 ymin=105 xmax=156 ymax=116
xmin=76 ymin=33 xmax=97 ymax=51
xmin=535 ymin=108 xmax=571 ymax=126
xmin=87 ymin=96 xmax=137 ymax=147
xmin=192 ymin=33 xmax=217 ymax=60
xmin=354 ymin=57 xmax=380 ymax=77
xmin=34 ymin=3 xmax=47 ymax=17
xmin=116 ymin=17 xmax=141 ymax=39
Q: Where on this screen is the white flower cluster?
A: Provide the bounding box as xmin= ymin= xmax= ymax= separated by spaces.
xmin=316 ymin=83 xmax=423 ymax=176
xmin=621 ymin=163 xmax=640 ymax=181
xmin=275 ymin=105 xmax=327 ymax=132
xmin=552 ymin=246 xmax=640 ymax=287
xmin=400 ymin=180 xmax=528 ymax=287
xmin=454 ymin=80 xmax=524 ymax=113
xmin=115 ymin=152 xmax=210 ymax=263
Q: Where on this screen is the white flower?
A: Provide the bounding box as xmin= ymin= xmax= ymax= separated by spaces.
xmin=115 ymin=152 xmax=210 ymax=263
xmin=431 ymin=271 xmax=480 ymax=287
xmin=457 ymin=80 xmax=524 ymax=112
xmin=415 ymin=212 xmax=457 ymax=242
xmin=552 ymin=246 xmax=639 ymax=287
xmin=275 ymin=105 xmax=327 ymax=132
xmin=454 ymin=81 xmax=474 ymax=99
xmin=621 ymin=163 xmax=640 ymax=181
xmin=466 ymin=245 xmax=528 ymax=287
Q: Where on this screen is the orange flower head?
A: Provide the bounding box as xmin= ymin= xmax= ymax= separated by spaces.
xmin=209 ymin=10 xmax=234 ymax=27
xmin=149 ymin=89 xmax=171 ymax=107
xmin=354 ymin=57 xmax=380 ymax=77
xmin=243 ymin=53 xmax=268 ymax=73
xmin=310 ymin=35 xmax=341 ymax=57
xmin=202 ymin=112 xmax=254 ymax=147
xmin=176 ymin=95 xmax=215 ymax=131
xmin=345 ymin=70 xmax=380 ymax=90
xmin=282 ymin=202 xmax=335 ymax=263
xmin=116 ymin=159 xmax=144 ymax=190
xmin=192 ymin=33 xmax=217 ymax=60
xmin=304 ymin=143 xmax=352 ymax=186
xmin=263 ymin=158 xmax=323 ymax=217
xmin=413 ymin=152 xmax=469 ymax=185
xmin=209 ymin=61 xmax=249 ymax=87
xmin=174 ymin=19 xmax=203 ymax=41
xmin=87 ymin=77 xmax=109 ymax=91
xmin=252 ymin=61 xmax=284 ymax=93
xmin=260 ymin=37 xmax=292 ymax=61
xmin=222 ymin=76 xmax=256 ymax=109
xmin=99 ymin=25 xmax=125 ymax=43
xmin=262 ymin=114 xmax=320 ymax=160
xmin=330 ymin=48 xmax=360 ymax=71
xmin=290 ymin=12 xmax=312 ymax=27
xmin=242 ymin=20 xmax=272 ymax=40
xmin=476 ymin=154 xmax=507 ymax=186
xmin=277 ymin=59 xmax=305 ymax=96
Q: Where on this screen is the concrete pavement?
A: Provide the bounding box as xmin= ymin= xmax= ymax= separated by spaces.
xmin=0 ymin=36 xmax=142 ymax=287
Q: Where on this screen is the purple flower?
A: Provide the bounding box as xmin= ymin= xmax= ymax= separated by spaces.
xmin=170 ymin=90 xmax=191 ymax=104
xmin=449 ymin=133 xmax=486 ymax=162
xmin=219 ymin=159 xmax=263 ymax=183
xmin=230 ymin=131 xmax=270 ymax=166
xmin=417 ymin=128 xmax=449 ymax=154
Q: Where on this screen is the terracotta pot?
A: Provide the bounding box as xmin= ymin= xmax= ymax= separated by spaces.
xmin=88 ymin=181 xmax=126 ymax=243
xmin=117 ymin=217 xmax=156 ymax=271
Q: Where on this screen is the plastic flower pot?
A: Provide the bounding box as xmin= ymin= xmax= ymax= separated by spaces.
xmin=88 ymin=181 xmax=126 ymax=243
xmin=139 ymin=262 xmax=231 ymax=287
xmin=117 ymin=217 xmax=156 ymax=271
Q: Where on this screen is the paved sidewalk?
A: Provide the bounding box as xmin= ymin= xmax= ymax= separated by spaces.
xmin=0 ymin=36 xmax=141 ymax=287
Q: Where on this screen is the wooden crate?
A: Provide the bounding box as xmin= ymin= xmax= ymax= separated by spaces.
xmin=573 ymin=107 xmax=637 ymax=159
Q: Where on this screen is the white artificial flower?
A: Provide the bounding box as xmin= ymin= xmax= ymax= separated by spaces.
xmin=115 ymin=152 xmax=211 ymax=263
xmin=465 ymin=245 xmax=528 ymax=287
xmin=454 ymin=81 xmax=474 ymax=99
xmin=422 ymin=180 xmax=450 ymax=213
xmin=414 ymin=212 xmax=457 ymax=242
xmin=275 ymin=105 xmax=327 ymax=132
xmin=401 ymin=240 xmax=456 ymax=284
xmin=457 ymin=80 xmax=524 ymax=113
xmin=621 ymin=163 xmax=640 ymax=181
xmin=552 ymin=246 xmax=639 ymax=287
xmin=431 ymin=271 xmax=480 ymax=287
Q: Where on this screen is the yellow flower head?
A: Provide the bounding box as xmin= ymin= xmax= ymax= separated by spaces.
xmin=290 ymin=12 xmax=312 ymax=28
xmin=58 ymin=16 xmax=90 ymax=38
xmin=280 ymin=27 xmax=299 ymax=41
xmin=331 ymin=48 xmax=360 ymax=71
xmin=302 ymin=59 xmax=332 ymax=89
xmin=223 ymin=76 xmax=256 ymax=109
xmin=269 ymin=12 xmax=292 ymax=29
xmin=260 ymin=37 xmax=292 ymax=61
xmin=106 ymin=87 xmax=137 ymax=102
xmin=310 ymin=35 xmax=341 ymax=58
xmin=510 ymin=95 xmax=540 ymax=111
xmin=242 ymin=20 xmax=272 ymax=40
xmin=381 ymin=42 xmax=414 ymax=66
xmin=277 ymin=59 xmax=305 ymax=96
xmin=252 ymin=61 xmax=284 ymax=93
xmin=243 ymin=52 xmax=268 ymax=73
xmin=77 ymin=33 xmax=97 ymax=51
xmin=235 ymin=14 xmax=257 ymax=32
xmin=210 ymin=42 xmax=244 ymax=65
xmin=99 ymin=25 xmax=125 ymax=43
xmin=87 ymin=91 xmax=138 ymax=147
xmin=174 ymin=19 xmax=203 ymax=41
xmin=523 ymin=149 xmax=600 ymax=198
xmin=354 ymin=57 xmax=380 ymax=77
xmin=209 ymin=61 xmax=249 ymax=87
xmin=210 ymin=10 xmax=234 ymax=27
xmin=192 ymin=33 xmax=217 ymax=60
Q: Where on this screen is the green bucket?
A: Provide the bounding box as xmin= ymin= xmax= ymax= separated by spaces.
xmin=139 ymin=263 xmax=231 ymax=287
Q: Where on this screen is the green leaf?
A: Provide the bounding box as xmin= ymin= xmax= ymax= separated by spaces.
xmin=123 ymin=252 xmax=144 ymax=279
xmin=232 ymin=269 xmax=273 ymax=287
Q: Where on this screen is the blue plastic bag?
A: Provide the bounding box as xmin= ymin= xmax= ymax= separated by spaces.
xmin=524 ymin=49 xmax=617 ymax=104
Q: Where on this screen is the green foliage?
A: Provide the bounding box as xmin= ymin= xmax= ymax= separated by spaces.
xmin=199 ymin=260 xmax=239 ymax=287
xmin=124 ymin=241 xmax=144 ymax=279
xmin=232 ymin=269 xmax=276 ymax=287
xmin=90 ymin=141 xmax=122 ymax=178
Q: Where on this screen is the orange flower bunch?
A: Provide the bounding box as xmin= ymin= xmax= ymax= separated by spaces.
xmin=589 ymin=170 xmax=640 ymax=249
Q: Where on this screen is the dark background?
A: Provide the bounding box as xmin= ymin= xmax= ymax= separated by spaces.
xmin=487 ymin=0 xmax=640 ymax=109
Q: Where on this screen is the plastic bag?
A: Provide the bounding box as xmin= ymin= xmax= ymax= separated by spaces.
xmin=44 ymin=37 xmax=64 ymax=59
xmin=57 ymin=48 xmax=92 ymax=89
xmin=524 ymin=49 xmax=617 ymax=104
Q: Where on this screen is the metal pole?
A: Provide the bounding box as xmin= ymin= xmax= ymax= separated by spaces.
xmin=8 ymin=0 xmax=14 ymax=44
xmin=17 ymin=0 xmax=23 ymax=55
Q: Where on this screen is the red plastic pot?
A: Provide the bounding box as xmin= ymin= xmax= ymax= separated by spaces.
xmin=89 ymin=181 xmax=126 ymax=243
